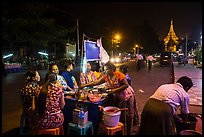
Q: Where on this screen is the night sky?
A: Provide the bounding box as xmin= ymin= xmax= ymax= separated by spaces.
xmin=46 ymin=2 xmax=202 ymax=40
xmin=3 ymin=1 xmax=202 ymax=52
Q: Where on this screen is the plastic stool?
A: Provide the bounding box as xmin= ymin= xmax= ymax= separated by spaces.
xmin=104 ymin=122 xmax=125 ymax=135
xmin=67 ymin=121 xmax=94 ymax=135
xmin=19 ymin=112 xmax=30 ymax=135
xmin=37 ymin=126 xmax=64 ymax=135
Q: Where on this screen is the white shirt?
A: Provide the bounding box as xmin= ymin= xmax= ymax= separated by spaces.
xmin=150 ymin=83 xmax=190 ymax=115
xmin=147 ymin=55 xmax=154 ymax=61
xmin=137 ymin=54 xmax=143 ymax=60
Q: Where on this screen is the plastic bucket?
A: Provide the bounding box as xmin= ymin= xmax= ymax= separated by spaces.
xmin=179 ymin=130 xmax=202 ymax=135
xmin=175 ymin=114 xmax=197 ymax=133
xmin=103 ymin=106 xmax=121 ymax=127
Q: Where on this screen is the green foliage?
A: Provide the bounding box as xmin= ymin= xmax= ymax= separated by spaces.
xmin=195 ymin=47 xmax=202 ymax=62
xmin=2 ymin=2 xmax=76 ymax=56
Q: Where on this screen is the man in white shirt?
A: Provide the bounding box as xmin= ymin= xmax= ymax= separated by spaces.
xmin=147 ymin=54 xmax=154 ymax=72
xmin=136 ymin=54 xmax=143 ymax=72
xmin=138 ymin=76 xmax=193 ymax=135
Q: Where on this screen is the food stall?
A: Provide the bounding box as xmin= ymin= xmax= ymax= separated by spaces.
xmin=63 ymin=87 xmax=110 ymax=135
xmin=62 ymin=38 xmax=111 ymax=135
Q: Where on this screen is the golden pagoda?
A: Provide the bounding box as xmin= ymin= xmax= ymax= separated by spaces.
xmin=164 ymin=20 xmax=179 ymax=52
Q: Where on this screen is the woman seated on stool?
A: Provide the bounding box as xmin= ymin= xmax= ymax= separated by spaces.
xmin=80 ymin=61 xmax=139 ymax=135
xmin=31 ymin=72 xmax=65 ymax=134
xmin=19 ymin=68 xmax=41 ymax=133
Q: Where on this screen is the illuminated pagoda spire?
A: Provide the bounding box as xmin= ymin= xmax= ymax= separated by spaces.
xmin=164 ymin=19 xmax=179 ymax=52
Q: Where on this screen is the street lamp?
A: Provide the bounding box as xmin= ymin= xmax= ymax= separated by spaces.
xmin=133 ymin=47 xmax=136 ymax=55
xmin=112 ymin=33 xmax=121 ymax=56
xmin=114 ymin=34 xmax=121 ymax=48
xmin=134 ymin=44 xmax=143 ymax=54
xmin=38 ymin=52 xmax=48 ymax=56
xmin=135 ymin=44 xmax=139 ymax=54
xmin=3 ymin=53 xmax=13 ymax=59
xmin=115 ymin=34 xmax=121 ymax=42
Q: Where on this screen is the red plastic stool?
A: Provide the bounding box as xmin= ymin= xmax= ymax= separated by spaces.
xmin=37 ymin=126 xmax=64 ymax=135
xmin=101 ymin=122 xmax=125 ymax=135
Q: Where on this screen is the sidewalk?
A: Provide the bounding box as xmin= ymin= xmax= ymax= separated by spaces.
xmin=173 ymin=62 xmax=202 ymax=106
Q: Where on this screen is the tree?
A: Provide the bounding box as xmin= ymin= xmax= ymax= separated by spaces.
xmin=134 ymin=21 xmax=163 ymax=54
xmin=194 ymin=46 xmax=202 ymax=63
xmin=2 ymin=2 xmax=76 ymax=59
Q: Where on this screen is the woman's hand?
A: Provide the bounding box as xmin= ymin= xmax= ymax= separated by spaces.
xmin=107 ymin=88 xmax=114 ymax=93
xmin=80 ymin=84 xmax=85 ymax=89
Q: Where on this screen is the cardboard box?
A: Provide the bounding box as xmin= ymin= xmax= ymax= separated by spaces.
xmin=72 ymin=109 xmax=88 ymax=125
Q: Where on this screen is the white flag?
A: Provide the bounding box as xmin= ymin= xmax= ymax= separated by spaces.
xmin=97 ymin=38 xmax=110 ymax=66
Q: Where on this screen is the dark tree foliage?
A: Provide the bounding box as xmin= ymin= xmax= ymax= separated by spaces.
xmin=133 ymin=21 xmax=163 ymax=54
xmin=2 ymin=2 xmax=76 ymax=58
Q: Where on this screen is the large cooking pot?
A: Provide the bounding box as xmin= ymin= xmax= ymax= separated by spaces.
xmin=103 ymin=106 xmax=121 ymax=127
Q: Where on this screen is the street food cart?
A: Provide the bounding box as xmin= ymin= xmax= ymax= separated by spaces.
xmin=63 ymin=87 xmax=109 ymax=135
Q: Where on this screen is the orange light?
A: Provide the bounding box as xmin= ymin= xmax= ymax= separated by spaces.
xmin=115 ymin=34 xmax=121 ymax=40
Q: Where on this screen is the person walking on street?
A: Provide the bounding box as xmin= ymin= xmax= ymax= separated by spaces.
xmin=138 ymin=76 xmax=193 ymax=135
xmin=136 ymin=54 xmax=143 ymax=72
xmin=147 ymin=54 xmax=154 ymax=72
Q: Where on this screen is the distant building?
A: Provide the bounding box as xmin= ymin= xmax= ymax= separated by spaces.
xmin=65 ymin=42 xmax=76 ymax=60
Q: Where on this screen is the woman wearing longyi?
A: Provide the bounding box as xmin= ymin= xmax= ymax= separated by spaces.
xmin=80 ymin=61 xmax=139 ymax=135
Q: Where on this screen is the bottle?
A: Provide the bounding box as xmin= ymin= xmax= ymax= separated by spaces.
xmin=78 ymin=109 xmax=85 ymax=127
xmin=74 ymin=86 xmax=79 ymax=99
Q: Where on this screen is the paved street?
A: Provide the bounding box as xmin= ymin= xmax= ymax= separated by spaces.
xmin=2 ymin=70 xmax=47 ymax=135
xmin=173 ymin=62 xmax=202 ymax=106
xmin=128 ymin=61 xmax=202 ymax=134
xmin=2 ymin=61 xmax=202 ymax=135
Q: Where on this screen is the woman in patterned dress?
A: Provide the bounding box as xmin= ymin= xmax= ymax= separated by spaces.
xmin=19 ymin=68 xmax=41 ymax=130
xmin=81 ymin=61 xmax=139 ymax=135
xmin=35 ymin=72 xmax=65 ymax=129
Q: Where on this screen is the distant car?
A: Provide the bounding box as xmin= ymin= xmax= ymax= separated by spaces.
xmin=159 ymin=51 xmax=173 ymax=67
xmin=178 ymin=55 xmax=188 ymax=64
xmin=110 ymin=56 xmax=122 ymax=64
